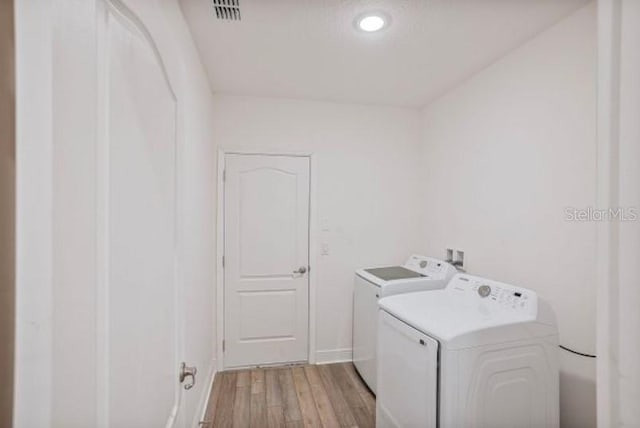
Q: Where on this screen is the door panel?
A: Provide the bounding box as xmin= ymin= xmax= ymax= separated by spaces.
xmin=238 ymin=290 xmax=297 ymax=339
xmin=103 ymin=5 xmax=180 ymax=427
xmin=238 ymin=168 xmax=298 ymax=277
xmin=224 ymin=154 xmax=310 ymax=368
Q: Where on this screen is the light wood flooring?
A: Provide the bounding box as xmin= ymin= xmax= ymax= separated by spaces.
xmin=202 ymin=363 xmax=375 ymax=428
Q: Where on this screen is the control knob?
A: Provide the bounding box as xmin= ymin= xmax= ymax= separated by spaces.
xmin=478 ymin=285 xmax=491 ymax=298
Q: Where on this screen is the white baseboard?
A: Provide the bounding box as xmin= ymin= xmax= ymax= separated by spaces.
xmin=315 ymin=348 xmax=353 ymax=364
xmin=192 ymin=358 xmax=217 ymax=428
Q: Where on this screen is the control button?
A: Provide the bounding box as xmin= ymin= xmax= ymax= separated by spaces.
xmin=419 ymin=260 xmax=428 ymax=268
xmin=478 ymin=285 xmax=491 ymax=298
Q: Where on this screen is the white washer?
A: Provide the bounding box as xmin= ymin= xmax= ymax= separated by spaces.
xmin=376 ymin=273 xmax=559 ymax=428
xmin=353 ymin=255 xmax=456 ymax=394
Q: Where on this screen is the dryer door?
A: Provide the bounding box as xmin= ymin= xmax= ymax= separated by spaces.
xmin=377 ymin=310 xmax=439 ymax=428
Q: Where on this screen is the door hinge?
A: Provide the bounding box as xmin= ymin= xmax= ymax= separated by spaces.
xmin=223 ymin=169 xmax=226 ymax=181
xmin=222 ymin=255 xmax=225 ymax=268
xmin=222 ymin=340 xmax=225 ymax=352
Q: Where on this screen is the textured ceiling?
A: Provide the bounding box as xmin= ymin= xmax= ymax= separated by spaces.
xmin=180 ymin=0 xmax=589 ymax=107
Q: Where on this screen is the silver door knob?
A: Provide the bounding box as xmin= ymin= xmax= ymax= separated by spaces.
xmin=179 ymin=362 xmax=197 ymax=390
xmin=293 ymin=266 xmax=307 ymax=275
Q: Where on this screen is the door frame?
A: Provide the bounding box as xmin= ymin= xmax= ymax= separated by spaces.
xmin=216 ymin=149 xmax=318 ymax=369
xmin=596 ymin=0 xmax=640 ymax=424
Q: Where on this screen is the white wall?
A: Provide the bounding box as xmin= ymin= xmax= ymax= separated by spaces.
xmin=15 ymin=1 xmax=54 ymax=425
xmin=15 ymin=0 xmax=216 ymax=426
xmin=417 ymin=4 xmax=597 ymax=428
xmin=211 ymin=95 xmax=422 ymax=361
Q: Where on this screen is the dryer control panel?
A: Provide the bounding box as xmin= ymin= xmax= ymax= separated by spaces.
xmin=404 ymin=254 xmax=455 ymax=279
xmin=448 ymin=274 xmax=538 ymax=315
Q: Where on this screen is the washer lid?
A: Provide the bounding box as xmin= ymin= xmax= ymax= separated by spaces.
xmin=378 ymin=274 xmax=557 ymax=349
xmin=364 ymin=266 xmax=425 ymax=281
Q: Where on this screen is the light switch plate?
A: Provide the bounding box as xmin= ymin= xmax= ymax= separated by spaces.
xmin=321 ymin=243 xmax=330 ymax=256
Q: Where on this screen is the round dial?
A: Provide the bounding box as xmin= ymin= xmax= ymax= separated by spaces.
xmin=419 ymin=260 xmax=428 ymax=268
xmin=478 ymin=285 xmax=491 ymax=298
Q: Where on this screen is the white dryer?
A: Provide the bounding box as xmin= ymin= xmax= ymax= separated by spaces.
xmin=353 ymin=255 xmax=456 ymax=394
xmin=377 ymin=274 xmax=559 ymax=428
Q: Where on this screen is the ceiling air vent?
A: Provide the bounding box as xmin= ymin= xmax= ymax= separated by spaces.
xmin=213 ymin=0 xmax=241 ymax=21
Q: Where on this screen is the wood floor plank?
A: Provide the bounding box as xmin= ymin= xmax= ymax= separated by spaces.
xmin=267 ymin=405 xmax=285 ymax=428
xmin=207 ymin=364 xmax=374 ymax=428
xmin=304 ymin=366 xmax=341 ymax=428
xmin=232 ymin=383 xmax=251 ymax=428
xmin=266 ymin=369 xmax=283 ymax=407
xmin=203 ymin=371 xmax=225 ymax=426
xmin=237 ymin=370 xmax=251 ymax=388
xmin=342 ymin=363 xmax=375 ymax=415
xmin=317 ymin=365 xmax=358 ymax=428
xmin=351 ymin=405 xmax=375 ymax=428
xmin=250 ymin=369 xmax=267 ymax=427
xmin=329 ymin=364 xmax=376 ymax=428
xmin=279 ymin=369 xmax=303 ymax=424
xmin=328 ymin=364 xmax=366 ymax=410
xmin=251 ymin=369 xmax=265 ymax=394
xmin=291 ymin=367 xmax=322 ymax=427
xmin=213 ymin=372 xmax=238 ymax=428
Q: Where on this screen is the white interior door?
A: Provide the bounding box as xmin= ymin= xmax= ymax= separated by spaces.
xmin=100 ymin=4 xmax=182 ymax=427
xmin=224 ymin=154 xmax=310 ymax=368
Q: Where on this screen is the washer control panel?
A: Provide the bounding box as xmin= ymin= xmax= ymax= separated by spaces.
xmin=404 ymin=254 xmax=454 ymax=278
xmin=450 ymin=275 xmax=536 ymax=313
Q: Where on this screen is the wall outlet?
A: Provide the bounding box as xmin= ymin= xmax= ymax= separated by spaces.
xmin=446 ymin=248 xmax=465 ymax=270
xmin=446 ymin=248 xmax=454 ymax=263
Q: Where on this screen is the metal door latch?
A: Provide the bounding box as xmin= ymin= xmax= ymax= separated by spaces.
xmin=180 ymin=362 xmax=197 ymax=390
xmin=293 ymin=266 xmax=307 ymax=275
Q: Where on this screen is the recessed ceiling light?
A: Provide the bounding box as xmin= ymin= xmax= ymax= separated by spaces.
xmin=357 ymin=14 xmax=387 ymax=32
